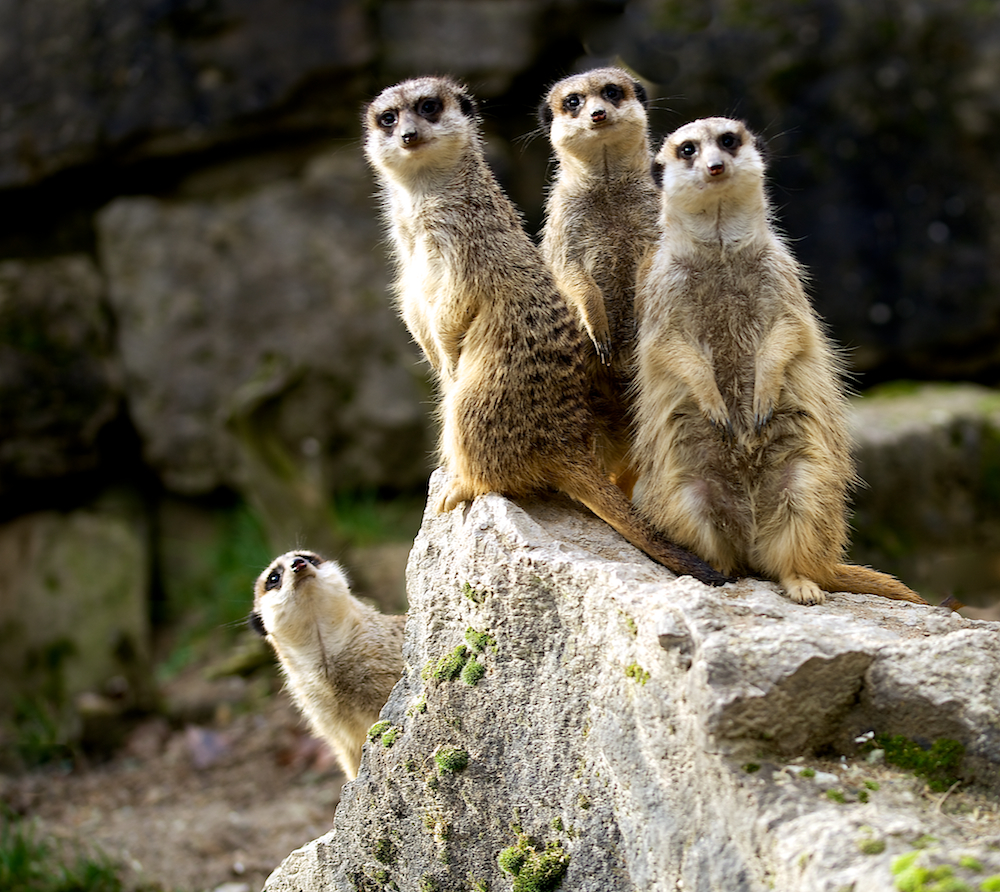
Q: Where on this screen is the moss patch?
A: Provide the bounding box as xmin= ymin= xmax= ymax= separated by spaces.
xmin=423 ymin=646 xmax=469 ymax=684
xmin=867 ymin=734 xmax=965 ymax=792
xmin=497 ymin=837 xmax=570 ymax=892
xmin=434 ymin=746 xmax=469 ymax=773
xmin=461 ymin=583 xmax=486 ymax=605
xmin=461 ymin=658 xmax=486 ymax=686
xmin=624 ymin=663 xmax=649 ymax=685
xmin=464 ymin=628 xmax=496 ymax=653
xmin=368 ymin=721 xmax=391 ymax=742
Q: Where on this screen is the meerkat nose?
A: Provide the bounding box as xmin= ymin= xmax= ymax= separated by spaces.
xmin=291 ymin=556 xmax=310 ymax=573
xmin=591 ymin=108 xmax=607 ymax=122
xmin=708 ymin=160 xmax=725 ymax=176
xmin=401 ymin=129 xmax=419 ymax=146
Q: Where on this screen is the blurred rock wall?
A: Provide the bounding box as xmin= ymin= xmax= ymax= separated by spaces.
xmin=2 ymin=0 xmax=1000 ymax=727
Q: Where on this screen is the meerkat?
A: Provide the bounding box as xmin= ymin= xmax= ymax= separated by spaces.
xmin=250 ymin=550 xmax=405 ymax=779
xmin=632 ymin=117 xmax=925 ymax=606
xmin=363 ymin=76 xmax=731 ymax=587
xmin=538 ymin=67 xmax=660 ymax=495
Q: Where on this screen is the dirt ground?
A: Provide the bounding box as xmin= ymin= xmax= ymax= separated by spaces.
xmin=1 ymin=655 xmax=348 ymax=892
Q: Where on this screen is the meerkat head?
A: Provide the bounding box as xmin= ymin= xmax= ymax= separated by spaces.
xmin=539 ymin=67 xmax=650 ymax=167
xmin=250 ymin=550 xmax=352 ymax=645
xmin=364 ymin=76 xmax=480 ymax=182
xmin=653 ymin=117 xmax=766 ymax=211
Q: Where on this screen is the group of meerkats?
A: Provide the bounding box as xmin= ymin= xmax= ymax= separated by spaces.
xmin=250 ymin=68 xmax=927 ymax=781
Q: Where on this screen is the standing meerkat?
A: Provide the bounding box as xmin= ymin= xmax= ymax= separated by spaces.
xmin=363 ymin=76 xmax=731 ymax=587
xmin=538 ymin=67 xmax=660 ymax=495
xmin=632 ymin=117 xmax=925 ymax=606
xmin=250 ymin=550 xmax=405 ymax=779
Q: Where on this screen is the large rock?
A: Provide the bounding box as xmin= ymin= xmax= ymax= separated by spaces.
xmin=96 ymin=150 xmax=432 ymax=504
xmin=0 ymin=0 xmax=373 ymax=188
xmin=850 ymin=383 xmax=1000 ymax=606
xmin=0 ymin=497 xmax=152 ymax=721
xmin=265 ymin=472 xmax=1000 ymax=892
xmin=0 ymin=254 xmax=121 ymax=496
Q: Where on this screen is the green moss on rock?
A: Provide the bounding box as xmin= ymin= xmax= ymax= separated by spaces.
xmin=497 ymin=837 xmax=570 ymax=892
xmin=869 ymin=734 xmax=965 ymax=792
xmin=434 ymin=745 xmax=469 ymax=773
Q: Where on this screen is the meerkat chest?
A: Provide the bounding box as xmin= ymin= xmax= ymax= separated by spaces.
xmin=663 ymin=250 xmax=773 ymax=355
xmin=393 ymin=219 xmax=453 ymax=326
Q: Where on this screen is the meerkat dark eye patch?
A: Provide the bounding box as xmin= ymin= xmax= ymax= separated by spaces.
xmin=376 ymin=110 xmax=397 ymax=129
xmin=677 ymin=141 xmax=697 ymax=159
xmin=562 ymin=93 xmax=583 ymax=114
xmin=300 ymin=553 xmax=322 ymax=567
xmin=601 ymin=84 xmax=624 ymax=105
xmin=718 ymin=132 xmax=742 ymax=153
xmin=248 ymin=611 xmax=268 ymax=637
xmin=416 ymin=97 xmax=443 ymax=120
xmin=265 ymin=568 xmax=282 ymax=590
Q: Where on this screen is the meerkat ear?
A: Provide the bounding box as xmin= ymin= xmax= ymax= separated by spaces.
xmin=751 ymin=128 xmax=771 ymax=166
xmin=651 ymin=159 xmax=664 ymax=188
xmin=458 ymin=92 xmax=478 ymax=119
xmin=633 ymin=80 xmax=649 ymax=108
xmin=248 ymin=611 xmax=267 ymax=637
xmin=537 ymin=99 xmax=554 ymax=130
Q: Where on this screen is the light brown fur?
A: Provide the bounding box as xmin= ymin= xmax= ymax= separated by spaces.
xmin=633 ymin=117 xmax=925 ymax=606
xmin=363 ymin=76 xmax=731 ymax=587
xmin=250 ymin=551 xmax=405 ymax=778
xmin=539 ymin=67 xmax=660 ymax=495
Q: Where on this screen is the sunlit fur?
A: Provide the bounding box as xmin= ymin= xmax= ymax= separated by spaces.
xmin=538 ymin=68 xmax=660 ymax=496
xmin=633 ymin=117 xmax=925 ymax=606
xmin=251 ymin=551 xmax=405 ymax=778
xmin=363 ymin=77 xmax=731 ymax=587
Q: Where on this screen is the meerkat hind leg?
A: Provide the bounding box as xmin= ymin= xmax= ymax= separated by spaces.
xmin=755 ymin=458 xmax=841 ymax=607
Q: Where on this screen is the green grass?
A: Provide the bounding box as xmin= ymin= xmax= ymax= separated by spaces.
xmin=331 ymin=489 xmax=425 ymax=546
xmin=0 ymin=810 xmax=135 ymax=892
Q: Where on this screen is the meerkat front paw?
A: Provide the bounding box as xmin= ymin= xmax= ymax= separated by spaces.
xmin=752 ymin=396 xmax=776 ymax=434
xmin=783 ymin=576 xmax=826 ymax=606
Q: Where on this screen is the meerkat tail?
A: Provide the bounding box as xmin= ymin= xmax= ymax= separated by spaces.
xmin=819 ymin=563 xmax=927 ymax=604
xmin=556 ymin=467 xmax=733 ymax=586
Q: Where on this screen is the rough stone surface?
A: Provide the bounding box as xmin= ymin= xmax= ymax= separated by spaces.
xmin=0 ymin=0 xmax=373 ymax=187
xmin=0 ymin=254 xmax=121 ymax=493
xmin=0 ymin=497 xmax=152 ymax=718
xmin=96 ymin=150 xmax=432 ymax=499
xmin=850 ymin=382 xmax=1000 ymax=603
xmin=265 ymin=472 xmax=1000 ymax=892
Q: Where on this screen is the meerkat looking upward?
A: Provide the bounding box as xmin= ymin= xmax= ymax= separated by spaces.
xmin=632 ymin=117 xmax=925 ymax=606
xmin=538 ymin=67 xmax=660 ymax=494
xmin=363 ymin=76 xmax=731 ymax=587
xmin=250 ymin=551 xmax=405 ymax=779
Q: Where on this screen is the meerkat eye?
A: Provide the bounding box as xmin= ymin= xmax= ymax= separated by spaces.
xmin=377 ymin=110 xmax=397 ymax=129
xmin=563 ymin=94 xmax=582 ymax=112
xmin=265 ymin=568 xmax=282 ymax=591
xmin=417 ymin=98 xmax=442 ymax=118
xmin=719 ymin=132 xmax=741 ymax=151
xmin=602 ymin=84 xmax=624 ymax=104
xmin=678 ymin=141 xmax=697 ymax=158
